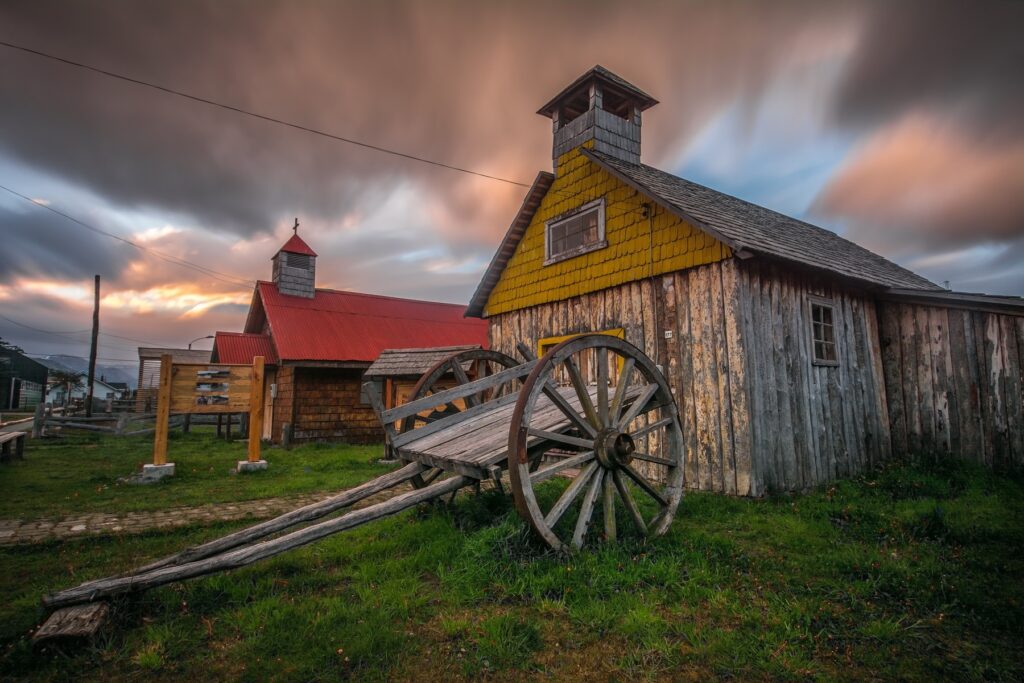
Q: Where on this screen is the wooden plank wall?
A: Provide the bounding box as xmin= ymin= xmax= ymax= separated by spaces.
xmin=877 ymin=301 xmax=1024 ymax=468
xmin=735 ymin=261 xmax=892 ymax=494
xmin=488 ymin=260 xmax=756 ymax=495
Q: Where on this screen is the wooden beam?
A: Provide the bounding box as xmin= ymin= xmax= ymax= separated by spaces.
xmin=247 ymin=356 xmax=265 ymax=462
xmin=152 ymin=354 xmax=172 ymax=465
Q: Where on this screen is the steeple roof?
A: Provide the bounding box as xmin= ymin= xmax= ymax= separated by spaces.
xmin=276 ymin=233 xmax=317 ymax=258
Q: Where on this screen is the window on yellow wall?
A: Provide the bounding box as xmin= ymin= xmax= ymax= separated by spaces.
xmin=544 ymin=198 xmax=607 ymax=265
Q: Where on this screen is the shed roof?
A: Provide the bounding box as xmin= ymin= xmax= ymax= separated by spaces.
xmin=364 ymin=345 xmax=482 ymax=378
xmin=137 ymin=347 xmax=212 ymax=363
xmin=211 ymin=332 xmax=279 ymax=365
xmin=247 ymin=282 xmax=488 ymax=363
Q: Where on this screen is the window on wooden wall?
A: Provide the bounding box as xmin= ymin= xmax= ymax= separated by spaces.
xmin=544 ymin=198 xmax=607 ymax=264
xmin=809 ymin=297 xmax=839 ymax=366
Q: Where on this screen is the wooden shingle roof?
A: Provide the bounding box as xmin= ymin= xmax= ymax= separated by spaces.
xmin=465 ymin=150 xmax=941 ymax=318
xmin=363 ymin=345 xmax=481 ymax=378
xmin=584 ymin=148 xmax=942 ymax=292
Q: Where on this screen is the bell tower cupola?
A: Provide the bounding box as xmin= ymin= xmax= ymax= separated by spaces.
xmin=538 ymin=65 xmax=658 ymax=171
xmin=272 ymin=218 xmax=317 ymax=298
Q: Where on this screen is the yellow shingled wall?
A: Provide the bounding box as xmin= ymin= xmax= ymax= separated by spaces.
xmin=484 ymin=144 xmax=730 ymax=316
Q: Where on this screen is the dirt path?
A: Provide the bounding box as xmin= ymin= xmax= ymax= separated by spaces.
xmin=0 ymin=484 xmax=415 ymax=546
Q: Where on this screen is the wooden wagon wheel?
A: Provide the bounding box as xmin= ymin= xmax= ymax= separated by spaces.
xmin=508 ymin=335 xmax=685 ymax=551
xmin=401 ymin=349 xmax=520 ymax=489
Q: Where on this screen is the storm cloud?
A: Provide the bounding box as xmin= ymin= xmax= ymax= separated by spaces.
xmin=0 ymin=0 xmax=1021 ymax=359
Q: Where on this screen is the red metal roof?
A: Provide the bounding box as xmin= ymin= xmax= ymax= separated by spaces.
xmin=212 ymin=332 xmax=279 ymax=365
xmin=246 ymin=282 xmax=488 ymax=363
xmin=276 ymin=234 xmax=318 ymax=257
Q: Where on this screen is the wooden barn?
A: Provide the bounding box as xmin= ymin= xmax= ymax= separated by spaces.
xmin=467 ymin=66 xmax=1024 ymax=495
xmin=212 ymin=231 xmax=489 ymax=445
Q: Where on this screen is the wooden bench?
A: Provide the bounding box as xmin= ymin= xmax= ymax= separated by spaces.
xmin=0 ymin=430 xmax=26 ymax=462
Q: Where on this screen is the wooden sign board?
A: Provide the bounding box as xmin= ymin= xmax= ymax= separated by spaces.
xmin=153 ymin=355 xmax=265 ymax=467
xmin=169 ymin=364 xmax=254 ymax=413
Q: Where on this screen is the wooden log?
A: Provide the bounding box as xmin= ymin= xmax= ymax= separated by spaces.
xmin=32 ymin=402 xmax=44 ymax=438
xmin=723 ymin=260 xmax=753 ymax=496
xmin=43 ymin=473 xmax=468 ymax=609
xmin=248 ymin=356 xmax=266 ymax=462
xmin=129 ymin=461 xmax=425 ymax=575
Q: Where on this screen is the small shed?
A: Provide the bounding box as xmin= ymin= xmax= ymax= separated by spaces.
xmin=0 ymin=347 xmax=48 ymax=411
xmin=363 ymin=345 xmax=481 ymax=413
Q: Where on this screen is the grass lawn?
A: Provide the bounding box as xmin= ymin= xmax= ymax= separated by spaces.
xmin=0 ymin=429 xmax=392 ymax=519
xmin=1 ymin=434 xmax=1022 ymax=681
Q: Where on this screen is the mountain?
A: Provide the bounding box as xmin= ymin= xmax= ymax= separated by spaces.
xmin=35 ymin=355 xmax=138 ymax=389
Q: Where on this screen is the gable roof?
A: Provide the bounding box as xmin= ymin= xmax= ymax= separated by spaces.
xmin=364 ymin=345 xmax=481 ymax=378
xmin=466 ymin=171 xmax=553 ymax=318
xmin=248 ymin=281 xmax=488 ymax=363
xmin=466 ymin=151 xmax=941 ymax=317
xmin=212 ymin=332 xmax=279 ymax=365
xmin=276 ymin=233 xmax=318 ymax=257
xmin=584 ymin=149 xmax=941 ymax=292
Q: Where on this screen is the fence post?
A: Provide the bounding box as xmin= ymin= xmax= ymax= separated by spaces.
xmin=32 ymin=402 xmax=45 ymax=438
xmin=115 ymin=412 xmax=129 ymax=436
xmin=152 ymin=355 xmax=172 ymax=466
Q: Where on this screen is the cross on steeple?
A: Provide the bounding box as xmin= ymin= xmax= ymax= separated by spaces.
xmin=292 ymin=217 xmax=299 ymax=235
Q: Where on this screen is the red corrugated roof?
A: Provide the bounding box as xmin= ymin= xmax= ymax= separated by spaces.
xmin=276 ymin=234 xmax=318 ymax=257
xmin=249 ymin=282 xmax=488 ymax=363
xmin=212 ymin=332 xmax=279 ymax=365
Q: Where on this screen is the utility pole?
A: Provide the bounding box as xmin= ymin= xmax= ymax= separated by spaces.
xmin=86 ymin=274 xmax=100 ymax=417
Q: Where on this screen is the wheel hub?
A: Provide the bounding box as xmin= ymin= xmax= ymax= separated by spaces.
xmin=595 ymin=429 xmax=635 ymax=469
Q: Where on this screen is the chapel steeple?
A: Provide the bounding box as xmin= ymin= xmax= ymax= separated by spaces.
xmin=537 ymin=65 xmax=658 ymax=170
xmin=271 ymin=218 xmax=317 ymax=298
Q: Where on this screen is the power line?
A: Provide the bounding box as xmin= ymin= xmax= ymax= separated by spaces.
xmin=0 ymin=313 xmax=169 ymax=348
xmin=26 ymin=352 xmax=139 ymax=364
xmin=0 ymin=183 xmax=256 ymax=287
xmin=0 ymin=39 xmax=533 ymax=190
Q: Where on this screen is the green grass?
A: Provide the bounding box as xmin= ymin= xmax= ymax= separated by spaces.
xmin=0 ymin=439 xmax=1022 ymax=681
xmin=0 ymin=428 xmax=393 ymax=519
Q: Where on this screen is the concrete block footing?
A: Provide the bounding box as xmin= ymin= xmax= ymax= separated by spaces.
xmin=140 ymin=463 xmax=175 ymax=483
xmin=237 ymin=460 xmax=268 ymax=473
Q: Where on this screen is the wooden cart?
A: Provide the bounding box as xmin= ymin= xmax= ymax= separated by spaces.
xmin=40 ymin=334 xmax=685 ymax=626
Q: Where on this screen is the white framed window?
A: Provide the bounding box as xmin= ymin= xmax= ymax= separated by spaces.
xmin=544 ymin=198 xmax=607 ymax=264
xmin=808 ymin=296 xmax=839 ymax=366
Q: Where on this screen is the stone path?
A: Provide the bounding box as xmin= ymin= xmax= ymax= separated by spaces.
xmin=0 ymin=485 xmax=413 ymax=547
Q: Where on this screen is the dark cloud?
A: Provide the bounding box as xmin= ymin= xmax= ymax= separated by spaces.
xmin=0 ymin=204 xmax=135 ymax=283
xmin=0 ymin=0 xmax=849 ymax=239
xmin=834 ymin=0 xmax=1024 ymax=137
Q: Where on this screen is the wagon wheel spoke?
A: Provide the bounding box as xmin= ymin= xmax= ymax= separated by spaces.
xmin=602 ymin=470 xmax=617 ymax=542
xmin=596 ymin=347 xmax=609 ymax=427
xmin=563 ymin=355 xmax=601 ymax=430
xmin=571 ymin=470 xmax=604 ymax=549
xmin=630 ymin=416 xmax=674 ymax=440
xmin=544 ymin=461 xmax=599 ymax=528
xmin=612 ymin=470 xmax=647 ymax=535
xmin=449 ymin=358 xmax=479 ymax=407
xmin=526 ymin=427 xmax=593 ymax=450
xmin=621 ymin=465 xmax=668 ymax=507
xmin=630 ymin=452 xmax=675 ymax=467
xmin=530 ymin=451 xmax=595 ymax=484
xmin=609 ymin=357 xmax=636 ymax=425
xmin=616 ymin=383 xmax=660 ymax=431
xmin=541 ymin=383 xmax=598 ymax=438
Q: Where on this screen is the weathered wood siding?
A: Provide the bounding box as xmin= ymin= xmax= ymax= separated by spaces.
xmin=877 ymin=301 xmax=1024 ymax=468
xmin=488 ymin=259 xmax=756 ymax=495
xmin=489 ymin=257 xmax=898 ymax=496
xmin=736 ymin=261 xmax=891 ymax=494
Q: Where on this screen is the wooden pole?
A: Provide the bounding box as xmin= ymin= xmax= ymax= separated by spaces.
xmin=248 ymin=356 xmax=265 ymax=462
xmin=152 ymin=354 xmax=172 ymax=465
xmin=32 ymin=402 xmax=45 ymax=438
xmin=85 ymin=275 xmax=100 ymax=418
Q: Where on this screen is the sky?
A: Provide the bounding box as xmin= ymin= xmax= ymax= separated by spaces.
xmin=1 ymin=0 xmax=1021 ymax=365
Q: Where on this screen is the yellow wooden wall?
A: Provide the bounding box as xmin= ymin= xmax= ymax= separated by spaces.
xmin=484 ymin=143 xmax=730 ymax=316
